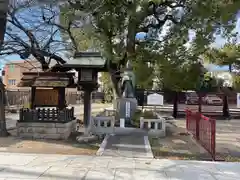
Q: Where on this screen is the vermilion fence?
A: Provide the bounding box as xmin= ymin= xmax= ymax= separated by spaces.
xmin=186 ymin=109 xmax=216 ymax=161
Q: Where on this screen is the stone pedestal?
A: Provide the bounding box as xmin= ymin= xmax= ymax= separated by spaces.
xmin=17 ymin=120 xmax=77 ymax=140
xmin=115 ymin=98 xmax=137 ymax=125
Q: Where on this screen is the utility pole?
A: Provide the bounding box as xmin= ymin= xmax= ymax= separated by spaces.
xmin=0 ymin=0 xmax=9 ymax=136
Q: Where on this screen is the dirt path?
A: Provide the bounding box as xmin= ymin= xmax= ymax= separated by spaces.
xmin=0 ymin=129 xmax=101 ymax=155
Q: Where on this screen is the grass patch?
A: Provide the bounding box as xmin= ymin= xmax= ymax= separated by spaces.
xmin=131 ymin=110 xmax=157 ymax=127
xmin=217 ymin=155 xmax=240 ymax=162
xmin=150 ymin=137 xmax=240 ymax=162
xmin=149 ymin=137 xmax=212 ymax=161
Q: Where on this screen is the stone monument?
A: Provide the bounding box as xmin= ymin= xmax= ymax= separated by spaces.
xmin=115 ymin=61 xmax=138 ymax=126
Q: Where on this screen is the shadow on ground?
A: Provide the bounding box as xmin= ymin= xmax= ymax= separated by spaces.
xmin=172 ymin=119 xmax=240 ymax=162
xmin=149 ymin=123 xmax=212 ymax=161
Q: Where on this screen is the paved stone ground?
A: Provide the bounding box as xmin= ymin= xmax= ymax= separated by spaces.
xmin=0 ymin=152 xmax=238 ymax=179
xmin=173 ymin=119 xmax=240 ymax=158
xmin=102 ymin=131 xmax=151 ymax=158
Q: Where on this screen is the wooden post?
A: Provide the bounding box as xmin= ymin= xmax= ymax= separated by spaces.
xmin=83 ymin=89 xmax=92 ymax=127
xmin=58 ymin=87 xmax=66 ymax=110
xmin=30 ymin=87 xmax=36 ymax=109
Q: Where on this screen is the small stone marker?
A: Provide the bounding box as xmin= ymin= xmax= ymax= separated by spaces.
xmin=237 ymin=93 xmax=240 ymax=108
xmin=120 ymin=118 xmax=125 ymax=128
xmin=125 ymin=101 xmax=131 ymax=118
xmin=147 ymin=93 xmax=163 ymax=106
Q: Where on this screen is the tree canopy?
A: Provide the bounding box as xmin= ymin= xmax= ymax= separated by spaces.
xmin=1 ymin=0 xmax=240 ymax=95
xmin=204 ymin=42 xmax=240 ymax=72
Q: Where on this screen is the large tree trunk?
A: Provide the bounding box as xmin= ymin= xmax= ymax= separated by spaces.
xmin=222 ymin=94 xmax=230 ymax=119
xmin=110 ymin=73 xmax=121 ymax=99
xmin=0 ymin=82 xmax=8 ymax=137
xmin=229 ymin=64 xmax=232 ymax=73
xmin=0 ymin=0 xmax=8 ymax=45
xmin=172 ymin=91 xmax=178 ymax=118
xmin=126 ymin=17 xmax=136 ymax=63
xmin=198 ymin=92 xmax=202 ymax=113
xmin=0 ymin=0 xmax=10 ymax=136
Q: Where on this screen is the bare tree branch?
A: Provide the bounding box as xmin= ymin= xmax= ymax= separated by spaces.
xmin=1 ymin=2 xmax=72 ymax=71
xmin=137 ymin=1 xmax=184 ymax=33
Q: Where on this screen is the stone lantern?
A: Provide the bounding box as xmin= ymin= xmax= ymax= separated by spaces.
xmin=62 ymin=52 xmax=107 ymax=132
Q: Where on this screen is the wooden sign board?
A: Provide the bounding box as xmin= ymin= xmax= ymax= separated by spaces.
xmin=34 ymin=89 xmax=59 ymax=106
xmin=147 ymin=93 xmax=163 ymax=106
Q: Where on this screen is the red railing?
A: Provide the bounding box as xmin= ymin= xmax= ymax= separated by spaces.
xmin=186 ymin=110 xmax=198 ymax=138
xmin=186 ymin=109 xmax=216 ymax=161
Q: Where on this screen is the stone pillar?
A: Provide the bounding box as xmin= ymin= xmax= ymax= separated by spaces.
xmin=117 ymin=98 xmax=138 ymax=126
xmin=83 ymin=90 xmax=92 ymax=127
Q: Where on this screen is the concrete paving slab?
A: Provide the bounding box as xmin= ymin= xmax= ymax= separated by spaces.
xmin=26 ymin=156 xmax=74 ymax=167
xmin=0 ymin=166 xmax=49 ymax=179
xmin=38 ymin=166 xmax=88 ymax=180
xmin=85 ymin=167 xmax=115 ymax=180
xmin=101 ymin=132 xmax=151 ymax=158
xmin=0 ymin=153 xmax=37 ymax=166
xmin=133 ymin=169 xmax=168 ymax=180
xmin=114 ymin=168 xmax=133 ymax=180
xmin=0 ymin=153 xmax=238 ymax=179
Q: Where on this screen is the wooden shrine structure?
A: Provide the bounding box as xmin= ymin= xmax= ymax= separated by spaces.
xmin=17 ymin=52 xmax=108 ymax=139
xmin=18 ymin=72 xmax=76 ymax=122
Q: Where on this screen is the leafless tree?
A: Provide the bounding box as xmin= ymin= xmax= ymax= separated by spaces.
xmin=0 ymin=0 xmax=78 ymax=71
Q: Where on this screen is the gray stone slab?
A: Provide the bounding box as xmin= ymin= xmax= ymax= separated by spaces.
xmin=26 ymin=156 xmax=73 ymax=167
xmin=85 ymin=167 xmax=115 ymax=180
xmin=214 ymin=163 xmax=240 ymax=178
xmin=212 ymin=174 xmax=239 ymax=180
xmin=0 ymin=154 xmax=37 ymax=166
xmin=102 ymin=132 xmax=148 ymax=158
xmin=114 ymin=168 xmax=133 ymax=180
xmin=133 ymin=169 xmax=168 ymax=180
xmin=108 ymin=158 xmax=135 ymax=169
xmin=165 ymin=170 xmax=216 ymax=180
xmin=38 ymin=166 xmax=88 ymax=180
xmin=0 ymin=166 xmax=49 ymax=179
xmin=0 ymin=153 xmax=239 ymax=180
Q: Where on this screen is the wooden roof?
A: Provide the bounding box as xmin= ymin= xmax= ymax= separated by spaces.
xmin=18 ymin=72 xmax=76 ymax=88
xmin=50 ymin=52 xmax=108 ymax=72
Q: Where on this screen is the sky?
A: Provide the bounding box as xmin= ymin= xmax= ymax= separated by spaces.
xmin=2 ymin=5 xmax=240 ymax=72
